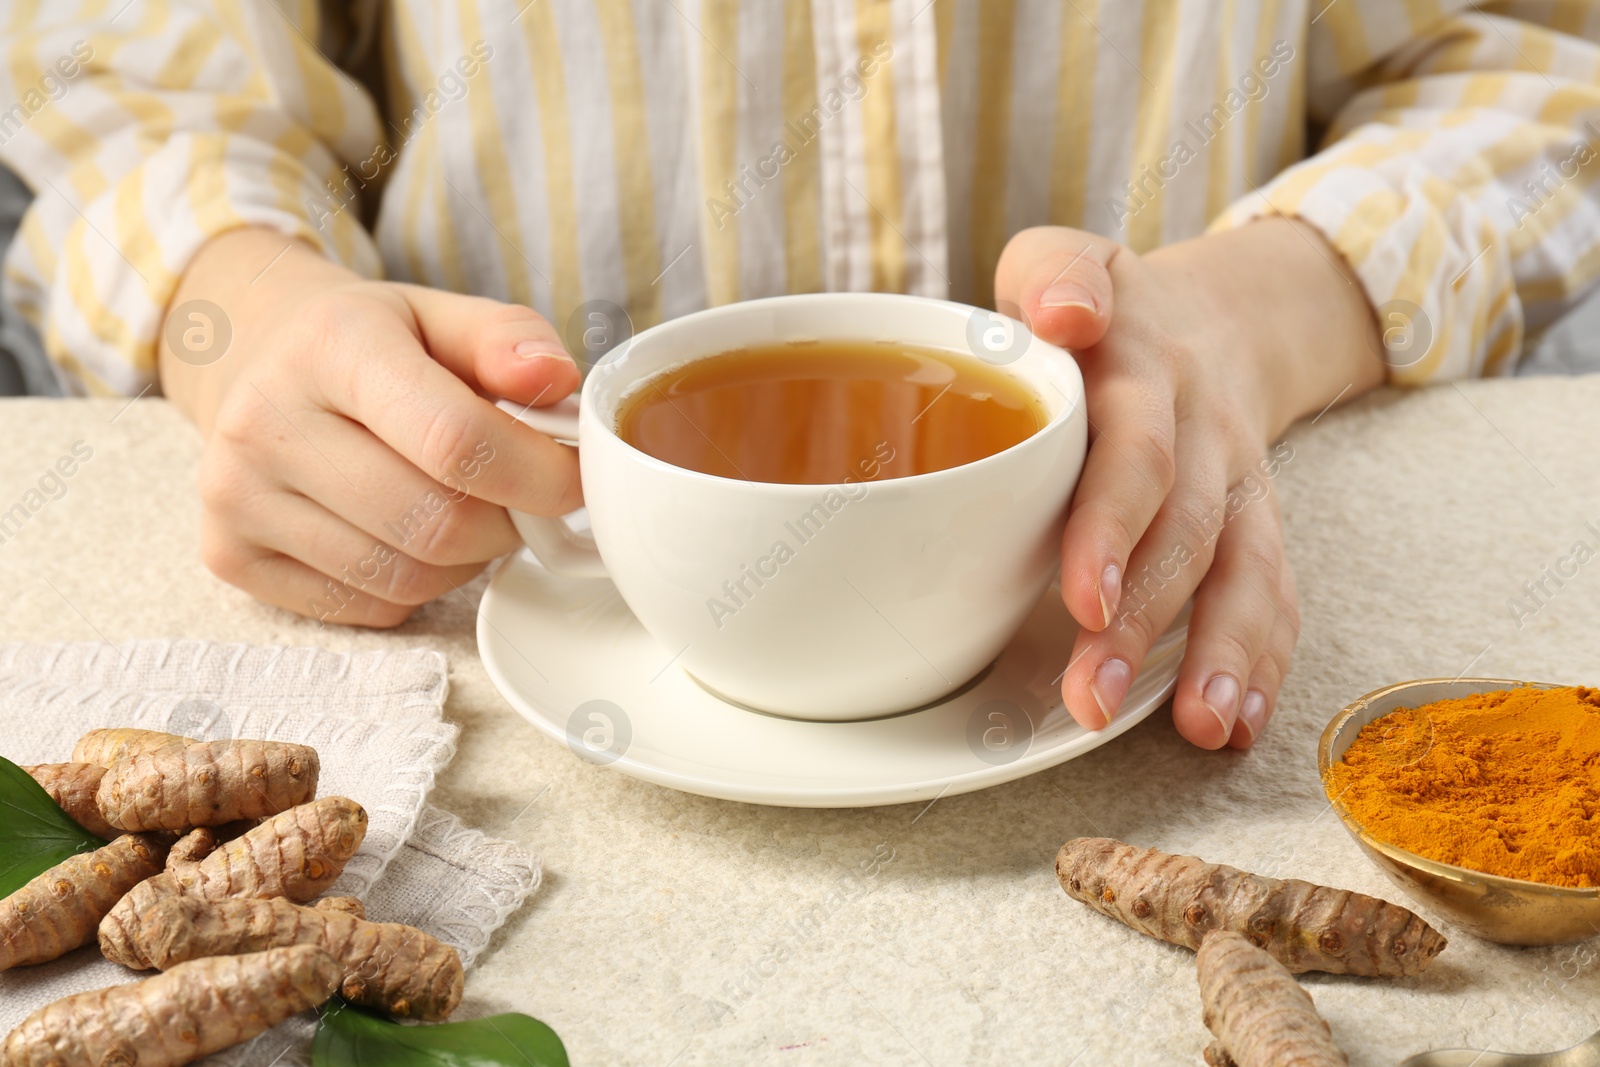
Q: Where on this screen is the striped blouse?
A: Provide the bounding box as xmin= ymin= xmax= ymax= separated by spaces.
xmin=3 ymin=0 xmax=1600 ymax=396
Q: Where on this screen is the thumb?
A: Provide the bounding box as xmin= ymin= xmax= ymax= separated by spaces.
xmin=394 ymin=283 xmax=580 ymax=407
xmin=994 ymin=226 xmax=1120 ymax=351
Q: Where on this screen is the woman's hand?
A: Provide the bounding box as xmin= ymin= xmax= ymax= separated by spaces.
xmin=160 ymin=227 xmax=582 ymax=627
xmin=995 ymin=218 xmax=1384 ymax=749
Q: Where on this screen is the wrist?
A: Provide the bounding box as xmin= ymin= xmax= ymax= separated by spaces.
xmin=160 ymin=227 xmax=357 ymax=434
xmin=1146 ymin=217 xmax=1384 ymax=442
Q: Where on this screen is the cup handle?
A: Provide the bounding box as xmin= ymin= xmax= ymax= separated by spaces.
xmin=496 ymin=396 xmax=609 ymax=578
xmin=498 ymin=394 xmax=580 ymax=443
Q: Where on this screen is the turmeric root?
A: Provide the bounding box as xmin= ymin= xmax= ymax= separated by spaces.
xmin=100 ymin=797 xmax=367 ymax=962
xmin=0 ymin=833 xmax=169 ymax=970
xmin=70 ymin=728 xmax=191 ymax=766
xmin=23 ymin=763 xmax=116 ymax=839
xmin=1 ymin=945 xmax=341 ymax=1067
xmin=96 ymin=739 xmax=319 ymax=831
xmin=1198 ymin=931 xmax=1349 ymax=1067
xmin=166 ymin=826 xmax=221 ymax=870
xmin=1056 ymin=838 xmax=1446 ymax=977
xmin=315 ymin=896 xmax=366 ymax=920
xmin=164 ymin=821 xmax=255 ymax=872
xmin=172 ymin=796 xmax=363 ymax=899
xmin=106 ymin=893 xmax=465 ymax=1020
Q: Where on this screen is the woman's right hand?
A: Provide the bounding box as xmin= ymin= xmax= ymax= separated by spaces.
xmin=160 ymin=227 xmax=583 ymax=626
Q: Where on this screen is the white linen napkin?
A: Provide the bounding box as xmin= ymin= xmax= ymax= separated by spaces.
xmin=0 ymin=640 xmax=539 ymax=1065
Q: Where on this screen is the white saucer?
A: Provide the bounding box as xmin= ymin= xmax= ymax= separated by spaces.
xmin=478 ymin=549 xmax=1189 ymax=808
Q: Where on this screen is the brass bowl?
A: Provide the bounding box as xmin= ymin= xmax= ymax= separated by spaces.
xmin=1319 ymin=677 xmax=1600 ymax=947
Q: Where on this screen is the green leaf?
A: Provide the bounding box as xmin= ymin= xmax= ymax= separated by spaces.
xmin=0 ymin=755 xmax=108 ymax=898
xmin=313 ymin=999 xmax=569 ymax=1067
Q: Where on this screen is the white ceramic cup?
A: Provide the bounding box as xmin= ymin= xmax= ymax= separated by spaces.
xmin=501 ymin=293 xmax=1087 ymax=721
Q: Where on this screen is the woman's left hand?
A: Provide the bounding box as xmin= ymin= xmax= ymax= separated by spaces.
xmin=994 ymin=218 xmax=1383 ymax=749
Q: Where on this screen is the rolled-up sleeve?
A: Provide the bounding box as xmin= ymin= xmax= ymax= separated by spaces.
xmin=0 ymin=2 xmax=385 ymax=395
xmin=1211 ymin=1 xmax=1600 ymax=383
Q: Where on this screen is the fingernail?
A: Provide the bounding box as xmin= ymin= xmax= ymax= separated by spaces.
xmin=1039 ymin=282 xmax=1097 ymax=313
xmin=1090 ymin=657 xmax=1131 ymax=728
xmin=1098 ymin=563 xmax=1121 ymax=628
xmin=513 ymin=339 xmax=571 ymax=361
xmin=1203 ymin=674 xmax=1241 ymax=737
xmin=1236 ymin=690 xmax=1268 ymax=744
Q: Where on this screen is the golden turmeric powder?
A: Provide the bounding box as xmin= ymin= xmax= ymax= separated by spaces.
xmin=1327 ymin=685 xmax=1600 ymax=888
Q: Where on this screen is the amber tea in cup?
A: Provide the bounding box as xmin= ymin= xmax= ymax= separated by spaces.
xmin=503 ymin=292 xmax=1089 ymax=717
xmin=614 ymin=340 xmax=1047 ymax=483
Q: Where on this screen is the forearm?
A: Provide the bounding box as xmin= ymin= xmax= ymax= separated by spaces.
xmin=1146 ymin=217 xmax=1385 ymax=445
xmin=160 ymin=228 xmax=362 ymax=437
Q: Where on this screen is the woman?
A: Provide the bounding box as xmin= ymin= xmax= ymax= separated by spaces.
xmin=3 ymin=0 xmax=1597 ymax=751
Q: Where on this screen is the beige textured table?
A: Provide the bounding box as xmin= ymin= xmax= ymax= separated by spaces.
xmin=2 ymin=382 xmax=1598 ymax=1066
